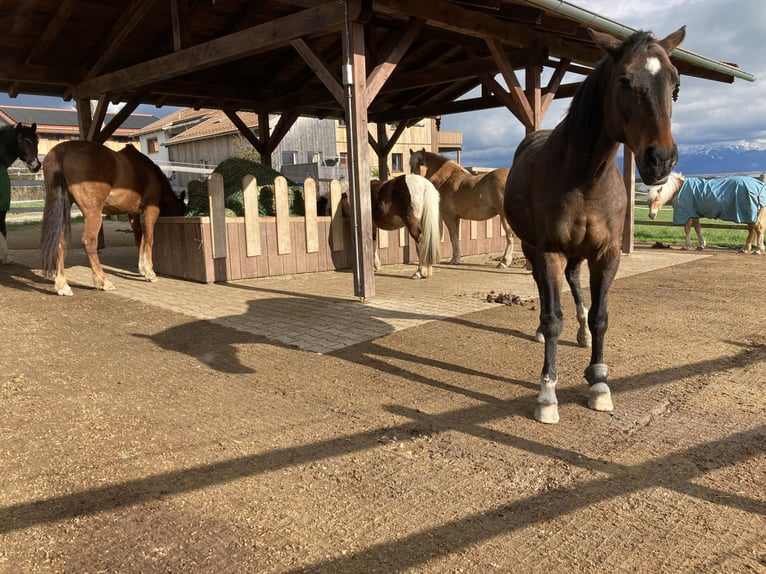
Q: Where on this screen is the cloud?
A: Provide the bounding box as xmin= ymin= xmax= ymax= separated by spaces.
xmin=442 ymin=0 xmax=764 ymax=169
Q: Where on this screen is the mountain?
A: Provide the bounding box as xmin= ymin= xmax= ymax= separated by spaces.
xmin=675 ymin=141 xmax=766 ymax=176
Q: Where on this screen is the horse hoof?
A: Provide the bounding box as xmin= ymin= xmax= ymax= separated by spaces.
xmin=410 ymin=271 xmax=424 ymax=279
xmin=588 ymin=382 xmax=613 ymax=412
xmin=496 ymin=261 xmax=508 ymax=269
xmin=57 ymin=286 xmax=74 ymax=297
xmin=577 ymin=329 xmax=592 ymax=348
xmin=534 ymin=403 xmax=560 ymax=424
xmin=696 ymin=246 xmax=705 ymax=251
xmin=101 ymin=281 xmax=116 ymax=291
xmin=535 ymin=329 xmax=545 ymax=343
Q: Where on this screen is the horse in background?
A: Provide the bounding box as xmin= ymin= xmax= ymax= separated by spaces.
xmin=646 ymin=172 xmax=766 ymax=254
xmin=504 ymin=27 xmax=685 ymax=423
xmin=40 ymin=141 xmax=186 ymax=296
xmin=408 ymin=149 xmax=514 ymax=268
xmin=341 ymin=174 xmax=441 ymax=279
xmin=0 ymin=123 xmax=40 ymax=263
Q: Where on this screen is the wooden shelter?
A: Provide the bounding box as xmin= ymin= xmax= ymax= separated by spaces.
xmin=0 ymin=0 xmax=754 ymax=298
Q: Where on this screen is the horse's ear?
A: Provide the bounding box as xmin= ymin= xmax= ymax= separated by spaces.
xmin=658 ymin=25 xmax=686 ymax=54
xmin=588 ymin=28 xmax=622 ymax=56
xmin=31 ymin=123 xmax=37 ymax=132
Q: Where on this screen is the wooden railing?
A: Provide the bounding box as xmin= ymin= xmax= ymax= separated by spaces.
xmin=153 ymin=174 xmax=510 ymax=283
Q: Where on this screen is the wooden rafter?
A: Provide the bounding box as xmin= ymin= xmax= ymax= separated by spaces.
xmin=73 ymin=3 xmax=348 ymax=99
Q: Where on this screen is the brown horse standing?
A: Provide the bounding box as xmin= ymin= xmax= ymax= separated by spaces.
xmin=504 ymin=27 xmax=685 ymax=423
xmin=41 ymin=141 xmax=186 ymax=296
xmin=409 ymin=149 xmax=514 ymax=267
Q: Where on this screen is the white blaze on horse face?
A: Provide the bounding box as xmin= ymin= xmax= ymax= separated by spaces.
xmin=645 ymin=56 xmax=662 ymax=76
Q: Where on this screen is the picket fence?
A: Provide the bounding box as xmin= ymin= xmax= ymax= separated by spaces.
xmin=153 ymin=174 xmax=510 ymax=283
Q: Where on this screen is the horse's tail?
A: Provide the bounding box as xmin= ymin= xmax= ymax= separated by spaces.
xmin=418 ymin=178 xmax=441 ymax=268
xmin=40 ymin=150 xmax=71 ymax=278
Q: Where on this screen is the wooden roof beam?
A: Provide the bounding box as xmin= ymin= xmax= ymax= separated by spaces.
xmin=72 ymin=3 xmax=348 ymax=99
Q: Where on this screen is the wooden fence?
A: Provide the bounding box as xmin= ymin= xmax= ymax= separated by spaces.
xmin=153 ymin=173 xmax=510 ymax=283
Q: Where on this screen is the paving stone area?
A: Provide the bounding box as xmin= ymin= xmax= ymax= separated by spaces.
xmin=9 ymin=245 xmax=707 ymax=353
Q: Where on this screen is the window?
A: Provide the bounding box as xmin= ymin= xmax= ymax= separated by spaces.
xmin=391 ymin=153 xmax=403 ymax=172
xmin=147 ymin=137 xmax=160 ymax=154
xmin=282 ymin=151 xmax=297 ymax=165
xmin=339 ymin=152 xmax=348 ymax=167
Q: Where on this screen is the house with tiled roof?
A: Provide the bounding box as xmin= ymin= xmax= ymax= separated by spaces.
xmin=0 ymin=105 xmax=158 ymax=159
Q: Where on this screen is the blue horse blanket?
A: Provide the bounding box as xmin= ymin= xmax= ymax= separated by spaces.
xmin=673 ymin=176 xmax=766 ymax=225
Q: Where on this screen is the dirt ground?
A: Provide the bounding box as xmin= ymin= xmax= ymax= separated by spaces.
xmin=0 ymin=222 xmax=764 ymax=573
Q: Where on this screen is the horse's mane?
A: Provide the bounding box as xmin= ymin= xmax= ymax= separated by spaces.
xmin=0 ymin=124 xmax=19 ymax=167
xmin=121 ymin=144 xmax=175 ymax=198
xmin=563 ymin=31 xmax=657 ymax=145
xmin=424 ymin=150 xmax=469 ymax=175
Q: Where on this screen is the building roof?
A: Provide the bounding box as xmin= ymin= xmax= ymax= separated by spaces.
xmin=0 ymin=105 xmax=158 ymax=134
xmin=133 ymin=108 xmax=218 ymax=137
xmin=164 ymin=110 xmax=261 ymax=146
xmin=0 ymin=1 xmax=754 ymax=126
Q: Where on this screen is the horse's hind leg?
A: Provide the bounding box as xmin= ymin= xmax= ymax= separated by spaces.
xmin=82 ymin=212 xmax=115 ymax=291
xmin=443 ymin=213 xmax=461 ymax=264
xmin=692 ymin=219 xmax=706 ymax=250
xmin=497 ymin=214 xmax=515 ymax=268
xmin=565 ymin=258 xmax=591 ymax=348
xmin=54 ymin=232 xmax=73 ymax=296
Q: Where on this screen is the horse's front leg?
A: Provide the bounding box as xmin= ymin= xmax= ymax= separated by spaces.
xmin=565 ymin=258 xmax=591 ymax=348
xmin=534 ymin=252 xmax=567 ymax=424
xmin=584 ymin=249 xmax=621 ymax=413
xmin=82 ymin=213 xmax=115 ymax=291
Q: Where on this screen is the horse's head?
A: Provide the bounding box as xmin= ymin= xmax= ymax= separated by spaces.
xmin=645 ymin=172 xmax=683 ymax=219
xmin=592 ymin=26 xmax=685 ymax=186
xmin=160 ymin=186 xmax=186 ymax=217
xmin=409 ymin=148 xmax=428 ymax=176
xmin=16 ymin=123 xmax=40 ymax=172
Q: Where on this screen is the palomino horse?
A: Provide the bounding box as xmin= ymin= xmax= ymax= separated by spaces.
xmin=408 ymin=149 xmax=514 ymax=267
xmin=341 ymin=174 xmax=441 ymax=278
xmin=646 ymin=172 xmax=766 ymax=253
xmin=0 ymin=123 xmax=41 ymax=263
xmin=40 ymin=141 xmax=186 ymax=296
xmin=504 ymin=27 xmax=685 ymax=423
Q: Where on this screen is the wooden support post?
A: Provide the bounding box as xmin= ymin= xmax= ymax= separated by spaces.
xmin=344 ymin=17 xmax=375 ymax=299
xmin=622 ymin=146 xmax=636 ymax=254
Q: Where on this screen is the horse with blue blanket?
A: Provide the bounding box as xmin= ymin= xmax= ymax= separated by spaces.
xmin=646 ymin=173 xmax=766 ymax=253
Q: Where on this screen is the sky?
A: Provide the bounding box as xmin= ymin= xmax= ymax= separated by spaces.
xmin=1 ymin=0 xmax=763 ymax=170
xmin=441 ymin=0 xmax=766 ymax=167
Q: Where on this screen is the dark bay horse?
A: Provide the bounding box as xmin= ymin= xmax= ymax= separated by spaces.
xmin=341 ymin=174 xmax=441 ymax=278
xmin=409 ymin=149 xmax=514 ymax=267
xmin=0 ymin=123 xmax=41 ymax=263
xmin=41 ymin=141 xmax=186 ymax=296
xmin=0 ymin=123 xmax=41 ymax=172
xmin=504 ymin=27 xmax=685 ymax=423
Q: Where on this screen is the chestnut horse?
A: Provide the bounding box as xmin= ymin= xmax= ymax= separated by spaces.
xmin=646 ymin=172 xmax=766 ymax=253
xmin=341 ymin=174 xmax=441 ymax=279
xmin=504 ymin=27 xmax=685 ymax=423
xmin=40 ymin=141 xmax=186 ymax=296
xmin=408 ymin=149 xmax=514 ymax=268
